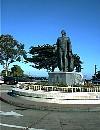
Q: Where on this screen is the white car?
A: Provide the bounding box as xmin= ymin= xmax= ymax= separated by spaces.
xmin=0 ymin=80 xmax=4 ymax=84
xmin=0 ymin=76 xmax=4 ymax=84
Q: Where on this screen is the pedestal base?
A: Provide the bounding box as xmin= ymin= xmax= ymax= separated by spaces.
xmin=48 ymin=72 xmax=83 ymax=85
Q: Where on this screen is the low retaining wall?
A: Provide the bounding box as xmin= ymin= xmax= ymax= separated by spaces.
xmin=10 ymin=88 xmax=100 ymax=105
xmin=0 ymin=92 xmax=100 ymax=112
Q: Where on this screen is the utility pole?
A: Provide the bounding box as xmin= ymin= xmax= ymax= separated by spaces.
xmin=94 ymin=64 xmax=97 ymax=75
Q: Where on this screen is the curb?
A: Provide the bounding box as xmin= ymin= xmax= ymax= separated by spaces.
xmin=0 ymin=92 xmax=100 ymax=112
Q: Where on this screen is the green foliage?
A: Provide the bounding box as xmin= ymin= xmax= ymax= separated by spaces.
xmin=92 ymin=71 xmax=100 ymax=80
xmin=1 ymin=65 xmax=24 ymax=77
xmin=0 ymin=34 xmax=26 ymax=76
xmin=1 ymin=70 xmax=11 ymax=77
xmin=26 ymin=44 xmax=82 ymax=72
xmin=54 ymin=82 xmax=68 ymax=87
xmin=34 ymin=81 xmax=49 ymax=86
xmin=73 ymin=54 xmax=83 ymax=72
xmin=26 ymin=44 xmax=57 ymax=72
xmin=11 ymin=65 xmax=24 ymax=77
xmin=96 ymin=71 xmax=100 ymax=79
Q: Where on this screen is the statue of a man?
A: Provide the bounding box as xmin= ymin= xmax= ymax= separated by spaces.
xmin=56 ymin=30 xmax=74 ymax=72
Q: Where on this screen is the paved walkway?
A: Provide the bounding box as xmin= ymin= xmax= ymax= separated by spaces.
xmin=0 ymin=92 xmax=100 ymax=112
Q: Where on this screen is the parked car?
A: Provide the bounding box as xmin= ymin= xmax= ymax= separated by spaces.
xmin=4 ymin=76 xmax=18 ymax=85
xmin=0 ymin=76 xmax=4 ymax=84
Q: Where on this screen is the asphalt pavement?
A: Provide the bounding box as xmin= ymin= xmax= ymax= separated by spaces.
xmin=0 ymin=84 xmax=100 ymax=130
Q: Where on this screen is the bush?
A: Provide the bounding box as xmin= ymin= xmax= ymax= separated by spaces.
xmin=54 ymin=82 xmax=68 ymax=87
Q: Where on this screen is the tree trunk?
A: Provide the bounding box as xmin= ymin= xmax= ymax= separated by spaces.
xmin=5 ymin=61 xmax=8 ymax=76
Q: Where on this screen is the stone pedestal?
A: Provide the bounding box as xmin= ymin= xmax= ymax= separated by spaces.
xmin=48 ymin=71 xmax=83 ymax=85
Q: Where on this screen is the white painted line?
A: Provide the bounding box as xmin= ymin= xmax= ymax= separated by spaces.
xmin=0 ymin=123 xmax=25 ymax=129
xmin=0 ymin=123 xmax=45 ymax=130
xmin=0 ymin=111 xmax=23 ymax=116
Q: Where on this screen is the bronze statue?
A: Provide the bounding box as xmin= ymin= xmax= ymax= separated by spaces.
xmin=56 ymin=30 xmax=74 ymax=72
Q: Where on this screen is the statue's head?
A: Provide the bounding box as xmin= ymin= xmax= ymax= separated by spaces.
xmin=61 ymin=30 xmax=66 ymax=36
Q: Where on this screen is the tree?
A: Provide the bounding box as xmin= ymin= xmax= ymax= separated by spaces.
xmin=10 ymin=65 xmax=24 ymax=77
xmin=73 ymin=54 xmax=83 ymax=72
xmin=0 ymin=34 xmax=26 ymax=76
xmin=96 ymin=71 xmax=100 ymax=79
xmin=1 ymin=70 xmax=11 ymax=77
xmin=26 ymin=44 xmax=57 ymax=72
xmin=26 ymin=44 xmax=82 ymax=72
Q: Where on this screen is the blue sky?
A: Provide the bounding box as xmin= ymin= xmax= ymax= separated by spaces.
xmin=0 ymin=0 xmax=100 ymax=78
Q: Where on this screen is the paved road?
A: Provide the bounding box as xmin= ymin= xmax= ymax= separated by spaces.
xmin=0 ymin=85 xmax=100 ymax=130
xmin=1 ymin=99 xmax=100 ymax=130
